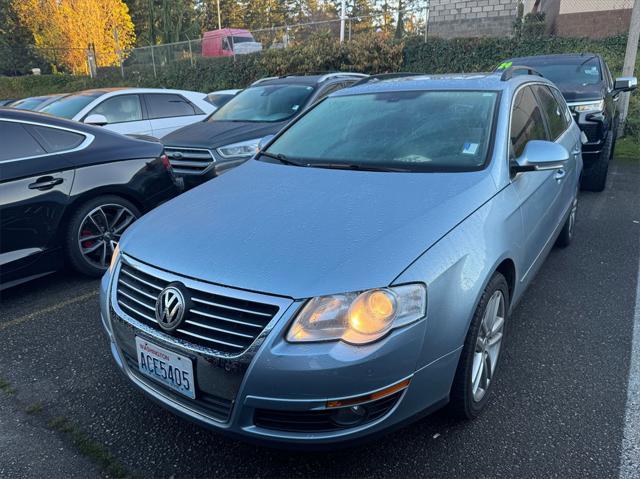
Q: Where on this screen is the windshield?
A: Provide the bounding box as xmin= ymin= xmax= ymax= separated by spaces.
xmin=263 ymin=90 xmax=498 ymax=172
xmin=513 ymin=57 xmax=602 ymax=87
xmin=209 ymin=84 xmax=314 ymax=123
xmin=40 ymin=92 xmax=103 ymax=119
xmin=10 ymin=97 xmax=47 ymax=110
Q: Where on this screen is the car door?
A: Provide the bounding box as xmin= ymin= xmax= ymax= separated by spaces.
xmin=85 ymin=94 xmax=153 ymax=136
xmin=508 ymin=85 xmax=565 ymax=280
xmin=143 ymin=93 xmax=206 ymax=138
xmin=532 ymin=84 xmax=579 ymax=227
xmin=0 ymin=120 xmax=76 ymax=284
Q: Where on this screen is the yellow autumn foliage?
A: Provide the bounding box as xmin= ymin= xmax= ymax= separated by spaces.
xmin=13 ymin=0 xmax=136 ymax=74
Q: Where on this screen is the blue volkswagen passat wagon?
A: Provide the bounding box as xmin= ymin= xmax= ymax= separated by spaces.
xmin=100 ymin=68 xmax=582 ymax=446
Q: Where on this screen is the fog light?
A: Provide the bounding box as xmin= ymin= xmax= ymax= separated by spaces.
xmin=331 ymin=405 xmax=368 ymax=427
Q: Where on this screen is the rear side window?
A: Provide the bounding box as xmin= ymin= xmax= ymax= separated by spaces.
xmin=549 ymin=87 xmax=573 ymax=128
xmin=0 ymin=121 xmax=46 ymax=161
xmin=534 ymin=85 xmax=568 ymax=141
xmin=29 ymin=125 xmax=85 ymax=153
xmin=89 ymin=95 xmax=143 ymax=124
xmin=510 ymin=86 xmax=548 ymax=158
xmin=145 ymin=94 xmax=200 ymax=119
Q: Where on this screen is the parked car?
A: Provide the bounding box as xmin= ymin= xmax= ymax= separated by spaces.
xmin=162 ymin=72 xmax=367 ymax=188
xmin=100 ymin=69 xmax=582 ymax=446
xmin=206 ymin=89 xmax=241 ymax=109
xmin=7 ymin=93 xmax=66 ymax=111
xmin=38 ymin=88 xmax=215 ymax=138
xmin=202 ymin=28 xmax=262 ymax=57
xmin=501 ymin=54 xmax=637 ymax=191
xmin=0 ymin=108 xmax=180 ymax=290
xmin=0 ymin=99 xmax=17 ymax=106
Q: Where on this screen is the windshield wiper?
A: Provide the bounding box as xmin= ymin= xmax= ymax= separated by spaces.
xmin=307 ymin=162 xmax=411 ymax=172
xmin=259 ymin=151 xmax=306 ymax=167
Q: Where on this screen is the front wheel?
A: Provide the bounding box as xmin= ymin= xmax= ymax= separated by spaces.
xmin=581 ymin=131 xmax=612 ymax=192
xmin=555 ymin=197 xmax=577 ymax=248
xmin=65 ymin=195 xmax=140 ymax=277
xmin=449 ymin=272 xmax=509 ymax=419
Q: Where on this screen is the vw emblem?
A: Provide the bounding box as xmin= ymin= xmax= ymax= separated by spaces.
xmin=155 ymin=285 xmax=186 ymax=332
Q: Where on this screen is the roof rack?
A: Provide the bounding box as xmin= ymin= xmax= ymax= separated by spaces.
xmin=250 ymin=76 xmax=279 ymax=86
xmin=251 ymin=72 xmax=368 ymax=86
xmin=317 ymin=72 xmax=368 ymax=82
xmin=498 ymin=65 xmax=544 ymax=81
xmin=352 ymin=72 xmax=424 ymax=86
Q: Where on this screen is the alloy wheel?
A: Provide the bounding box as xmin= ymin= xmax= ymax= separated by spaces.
xmin=77 ymin=203 xmax=136 ymax=269
xmin=471 ymin=290 xmax=505 ymax=402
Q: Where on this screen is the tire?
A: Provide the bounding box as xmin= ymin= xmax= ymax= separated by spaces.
xmin=449 ymin=272 xmax=509 ymax=420
xmin=555 ymin=196 xmax=578 ymax=248
xmin=65 ymin=195 xmax=140 ymax=277
xmin=581 ymin=130 xmax=613 ymax=192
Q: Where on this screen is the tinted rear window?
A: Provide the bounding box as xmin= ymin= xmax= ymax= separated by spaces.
xmin=0 ymin=121 xmax=46 ymax=161
xmin=29 ymin=125 xmax=85 ymax=153
xmin=146 ymin=94 xmax=199 ymax=119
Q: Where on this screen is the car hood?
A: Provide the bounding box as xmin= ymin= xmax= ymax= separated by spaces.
xmin=120 ymin=160 xmax=497 ymax=299
xmin=556 ymin=82 xmax=606 ymax=102
xmin=161 ymin=120 xmax=285 ymax=149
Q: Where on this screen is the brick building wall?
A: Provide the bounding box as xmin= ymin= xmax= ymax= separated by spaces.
xmin=428 ymin=0 xmax=520 ymax=39
xmin=553 ymin=9 xmax=632 ymax=37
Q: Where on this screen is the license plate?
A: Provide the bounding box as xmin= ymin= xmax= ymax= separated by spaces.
xmin=135 ymin=337 xmax=195 ymax=399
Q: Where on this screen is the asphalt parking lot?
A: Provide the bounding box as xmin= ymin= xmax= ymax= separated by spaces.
xmin=1 ymin=157 xmax=639 ymax=479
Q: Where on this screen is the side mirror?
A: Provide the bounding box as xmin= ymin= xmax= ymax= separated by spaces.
xmin=614 ymin=76 xmax=637 ymax=93
xmin=84 ymin=114 xmax=108 ymax=126
xmin=512 ymin=140 xmax=569 ymax=173
xmin=258 ymin=134 xmax=275 ymax=150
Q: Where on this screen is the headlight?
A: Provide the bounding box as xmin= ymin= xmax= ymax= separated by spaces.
xmin=287 ymin=284 xmax=426 ymax=345
xmin=108 ymin=243 xmax=120 ymax=273
xmin=216 ymin=138 xmax=261 ymax=159
xmin=572 ymin=100 xmax=604 ymax=114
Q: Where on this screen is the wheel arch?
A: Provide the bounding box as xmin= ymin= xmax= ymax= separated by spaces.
xmin=55 ymin=186 xmax=145 ymax=246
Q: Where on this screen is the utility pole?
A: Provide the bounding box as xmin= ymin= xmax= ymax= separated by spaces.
xmin=217 ymin=0 xmax=222 ymax=30
xmin=424 ymin=0 xmax=430 ymax=42
xmin=619 ymin=0 xmax=640 ymax=135
xmin=339 ymin=0 xmax=346 ymax=43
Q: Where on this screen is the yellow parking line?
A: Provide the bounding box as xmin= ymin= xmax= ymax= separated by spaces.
xmin=0 ymin=290 xmax=99 ymax=333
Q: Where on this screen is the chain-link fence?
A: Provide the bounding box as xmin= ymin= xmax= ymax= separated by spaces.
xmin=31 ymin=0 xmax=636 ymax=80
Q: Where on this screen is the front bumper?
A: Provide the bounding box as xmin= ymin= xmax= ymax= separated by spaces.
xmin=100 ymin=258 xmax=458 ymax=446
xmin=571 ymin=110 xmax=609 ymax=159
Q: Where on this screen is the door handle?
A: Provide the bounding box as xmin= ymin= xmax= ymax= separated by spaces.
xmin=554 ymin=169 xmax=566 ymax=182
xmin=28 ymin=177 xmax=64 ymax=190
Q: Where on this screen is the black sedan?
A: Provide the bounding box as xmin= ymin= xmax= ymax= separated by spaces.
xmin=0 ymin=108 xmax=180 ymax=290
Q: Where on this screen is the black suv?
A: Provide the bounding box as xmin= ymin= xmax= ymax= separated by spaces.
xmin=162 ymin=72 xmax=367 ymax=189
xmin=503 ymin=54 xmax=637 ymax=191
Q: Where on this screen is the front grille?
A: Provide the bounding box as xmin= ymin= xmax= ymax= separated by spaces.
xmin=253 ymin=392 xmax=402 ymax=433
xmin=121 ymin=349 xmax=233 ymax=421
xmin=116 ymin=260 xmax=280 ymax=354
xmin=165 ymin=146 xmax=214 ymax=175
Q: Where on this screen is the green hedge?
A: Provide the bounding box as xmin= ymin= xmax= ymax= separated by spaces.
xmin=1 ymin=33 xmax=637 ymax=139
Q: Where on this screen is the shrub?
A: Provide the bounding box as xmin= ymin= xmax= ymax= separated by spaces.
xmin=0 ymin=33 xmax=636 ymax=140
